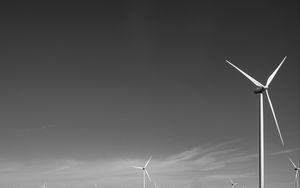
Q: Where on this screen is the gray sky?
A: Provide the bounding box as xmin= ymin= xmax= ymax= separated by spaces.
xmin=0 ymin=1 xmax=299 ymax=188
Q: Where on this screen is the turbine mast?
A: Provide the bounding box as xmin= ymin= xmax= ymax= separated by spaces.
xmin=143 ymin=170 xmax=146 ymax=188
xmin=258 ymin=93 xmax=264 ymax=188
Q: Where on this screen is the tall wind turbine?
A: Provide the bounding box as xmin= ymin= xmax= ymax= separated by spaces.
xmin=289 ymin=158 xmax=300 ymax=188
xmin=226 ymin=56 xmax=286 ymax=188
xmin=229 ymin=178 xmax=238 ymax=188
xmin=132 ymin=156 xmax=152 ymax=188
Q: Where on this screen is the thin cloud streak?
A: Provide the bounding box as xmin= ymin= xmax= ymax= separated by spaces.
xmin=43 ymin=160 xmax=86 ymax=174
xmin=269 ymin=147 xmax=299 ymax=156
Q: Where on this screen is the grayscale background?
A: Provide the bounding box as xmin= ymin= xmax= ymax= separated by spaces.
xmin=0 ymin=1 xmax=299 ymax=188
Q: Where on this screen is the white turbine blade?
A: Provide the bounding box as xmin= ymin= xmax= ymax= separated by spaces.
xmin=145 ymin=169 xmax=152 ymax=182
xmin=131 ymin=166 xmax=143 ymax=170
xmin=144 ymin=156 xmax=152 ymax=167
xmin=266 ymin=56 xmax=287 ymax=87
xmin=226 ymin=60 xmax=264 ymax=87
xmin=229 ymin=178 xmax=234 ymax=184
xmin=289 ymin=158 xmax=297 ymax=168
xmin=265 ymin=90 xmax=284 ymax=146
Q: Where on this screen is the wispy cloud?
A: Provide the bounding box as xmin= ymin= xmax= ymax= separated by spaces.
xmin=43 ymin=160 xmax=85 ymax=174
xmin=0 ymin=142 xmax=256 ymax=188
xmin=0 ymin=162 xmax=25 ymax=173
xmin=269 ymin=147 xmax=299 ymax=156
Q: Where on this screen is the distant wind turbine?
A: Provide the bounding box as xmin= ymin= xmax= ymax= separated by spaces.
xmin=226 ymin=56 xmax=286 ymax=188
xmin=289 ymin=158 xmax=300 ymax=188
xmin=132 ymin=156 xmax=152 ymax=188
xmin=40 ymin=183 xmax=47 ymax=188
xmin=229 ymin=178 xmax=238 ymax=188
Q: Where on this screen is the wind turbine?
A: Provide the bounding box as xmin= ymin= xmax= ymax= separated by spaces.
xmin=229 ymin=178 xmax=238 ymax=188
xmin=132 ymin=156 xmax=152 ymax=188
xmin=289 ymin=158 xmax=300 ymax=188
xmin=40 ymin=183 xmax=47 ymax=188
xmin=226 ymin=56 xmax=286 ymax=188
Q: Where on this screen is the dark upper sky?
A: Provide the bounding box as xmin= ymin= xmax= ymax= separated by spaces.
xmin=0 ymin=1 xmax=299 ymax=188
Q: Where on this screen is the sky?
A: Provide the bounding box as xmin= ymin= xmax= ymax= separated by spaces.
xmin=0 ymin=0 xmax=299 ymax=188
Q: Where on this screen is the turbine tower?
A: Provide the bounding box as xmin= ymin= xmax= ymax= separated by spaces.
xmin=132 ymin=156 xmax=152 ymax=188
xmin=229 ymin=178 xmax=238 ymax=188
xmin=289 ymin=158 xmax=300 ymax=188
xmin=226 ymin=56 xmax=286 ymax=188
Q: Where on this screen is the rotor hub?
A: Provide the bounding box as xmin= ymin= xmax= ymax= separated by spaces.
xmin=254 ymin=87 xmax=266 ymax=94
